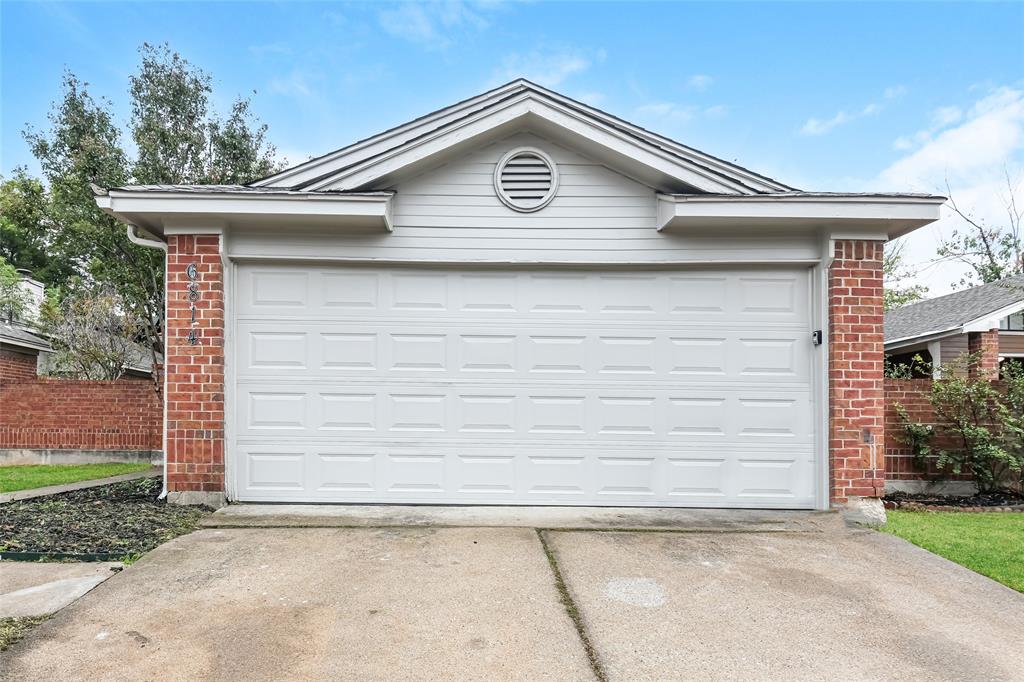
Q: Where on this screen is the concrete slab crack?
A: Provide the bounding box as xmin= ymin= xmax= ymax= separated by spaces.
xmin=535 ymin=529 xmax=607 ymax=682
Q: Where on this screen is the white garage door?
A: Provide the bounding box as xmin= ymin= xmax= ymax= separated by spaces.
xmin=232 ymin=264 xmax=817 ymax=508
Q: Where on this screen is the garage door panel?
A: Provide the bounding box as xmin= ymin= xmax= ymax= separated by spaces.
xmin=236 ymin=322 xmax=809 ymax=383
xmin=236 ymin=268 xmax=809 ymax=324
xmin=231 ymin=441 xmax=815 ymax=506
xmin=233 ymin=264 xmax=817 ymax=507
xmin=235 ymin=384 xmax=812 ymax=442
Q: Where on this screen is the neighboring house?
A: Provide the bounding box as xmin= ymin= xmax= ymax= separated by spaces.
xmin=884 ymin=276 xmax=1024 ymax=377
xmin=0 ymin=323 xmax=52 ymax=383
xmin=95 ymin=79 xmax=944 ymax=509
xmin=0 ymin=272 xmax=51 ymax=382
xmin=0 ymin=272 xmax=158 ymax=381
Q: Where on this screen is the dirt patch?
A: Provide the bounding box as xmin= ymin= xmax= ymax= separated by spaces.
xmin=883 ymin=490 xmax=1024 ymax=512
xmin=0 ymin=477 xmax=209 ymax=560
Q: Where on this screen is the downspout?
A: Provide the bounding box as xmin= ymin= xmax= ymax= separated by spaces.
xmin=126 ymin=223 xmax=171 ymax=500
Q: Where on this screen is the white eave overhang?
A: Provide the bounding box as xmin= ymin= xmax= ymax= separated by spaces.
xmin=657 ymin=193 xmax=946 ymax=239
xmin=94 ymin=189 xmax=394 ymax=236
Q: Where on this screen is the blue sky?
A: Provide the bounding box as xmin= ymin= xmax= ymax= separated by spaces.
xmin=3 ymin=1 xmax=1023 ymax=293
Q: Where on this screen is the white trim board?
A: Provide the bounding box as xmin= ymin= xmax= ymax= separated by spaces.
xmin=252 ymin=79 xmax=794 ymax=195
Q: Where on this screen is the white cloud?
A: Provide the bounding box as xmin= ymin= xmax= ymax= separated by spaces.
xmin=884 ymin=85 xmax=908 ymax=100
xmin=800 ymin=89 xmax=897 ymax=136
xmin=931 ymin=105 xmax=963 ymax=128
xmin=635 ymin=102 xmax=697 ymax=122
xmin=893 ymin=135 xmax=914 ymax=151
xmin=634 ymin=101 xmax=729 ymax=124
xmin=875 ymin=86 xmax=1024 ymax=295
xmin=379 ymin=1 xmax=489 ymax=49
xmin=687 ymin=74 xmax=713 ymax=91
xmin=880 ymin=88 xmax=1024 ymax=189
xmin=704 ymin=104 xmax=729 ymax=119
xmin=801 ymin=110 xmax=853 ymax=136
xmin=268 ymin=70 xmax=313 ymax=97
xmin=494 ymin=48 xmax=600 ymax=88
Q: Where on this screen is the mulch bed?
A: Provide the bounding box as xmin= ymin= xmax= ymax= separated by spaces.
xmin=0 ymin=477 xmax=209 ymax=560
xmin=884 ymin=490 xmax=1024 ymax=512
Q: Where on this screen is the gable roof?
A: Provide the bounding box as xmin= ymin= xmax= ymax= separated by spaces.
xmin=885 ymin=275 xmax=1024 ymax=347
xmin=251 ymin=79 xmax=797 ymax=196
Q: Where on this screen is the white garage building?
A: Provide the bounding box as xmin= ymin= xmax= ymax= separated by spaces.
xmin=96 ymin=80 xmax=943 ymax=509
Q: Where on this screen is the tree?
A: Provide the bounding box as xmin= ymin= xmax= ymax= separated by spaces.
xmin=21 ymin=43 xmax=281 ymax=385
xmin=0 ymin=170 xmax=77 ymax=289
xmin=41 ymin=287 xmax=142 ymax=381
xmin=884 ymin=240 xmax=928 ymax=310
xmin=937 ymin=171 xmax=1024 ymax=288
xmin=129 ymin=43 xmax=278 ymax=185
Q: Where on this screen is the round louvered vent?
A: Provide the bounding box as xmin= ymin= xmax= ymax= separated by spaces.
xmin=494 ymin=147 xmax=559 ymax=212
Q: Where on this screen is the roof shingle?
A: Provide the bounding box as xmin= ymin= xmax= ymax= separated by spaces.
xmin=884 ymin=275 xmax=1024 ymax=344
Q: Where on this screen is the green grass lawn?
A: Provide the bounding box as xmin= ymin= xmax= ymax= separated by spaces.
xmin=0 ymin=463 xmax=152 ymax=493
xmin=882 ymin=511 xmax=1024 ymax=593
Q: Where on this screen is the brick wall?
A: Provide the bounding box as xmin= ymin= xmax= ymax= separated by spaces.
xmin=0 ymin=377 xmax=161 ymax=450
xmin=165 ymin=235 xmax=225 ymax=494
xmin=1 ymin=348 xmax=39 ymax=383
xmin=884 ymin=377 xmax=996 ymax=483
xmin=885 ymin=379 xmax=938 ymax=480
xmin=828 ymin=239 xmax=886 ymax=503
xmin=968 ymin=329 xmax=1000 ymax=380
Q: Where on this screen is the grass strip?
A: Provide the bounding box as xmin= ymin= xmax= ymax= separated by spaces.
xmin=0 ymin=463 xmax=152 ymax=493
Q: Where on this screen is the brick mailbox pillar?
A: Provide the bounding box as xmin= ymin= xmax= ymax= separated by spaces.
xmin=828 ymin=240 xmax=886 ymax=505
xmin=165 ymin=234 xmax=226 ymax=506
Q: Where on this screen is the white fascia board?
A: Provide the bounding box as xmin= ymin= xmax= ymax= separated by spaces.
xmin=961 ymin=299 xmax=1024 ymax=333
xmin=884 ymin=328 xmax=962 ymax=351
xmin=96 ymin=191 xmax=394 ymax=235
xmin=657 ymin=194 xmax=945 ymax=238
xmin=256 ymin=81 xmax=791 ymax=194
xmin=309 ymin=96 xmax=750 ymax=194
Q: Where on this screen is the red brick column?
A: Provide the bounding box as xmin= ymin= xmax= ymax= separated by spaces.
xmin=165 ymin=235 xmax=225 ymax=505
xmin=967 ymin=328 xmax=1000 ymax=380
xmin=828 ymin=240 xmax=886 ymax=504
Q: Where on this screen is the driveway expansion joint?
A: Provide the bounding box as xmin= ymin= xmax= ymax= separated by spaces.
xmin=536 ymin=529 xmax=607 ymax=682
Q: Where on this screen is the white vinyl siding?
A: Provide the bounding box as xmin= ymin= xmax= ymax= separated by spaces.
xmin=227 ymin=133 xmax=819 ymax=264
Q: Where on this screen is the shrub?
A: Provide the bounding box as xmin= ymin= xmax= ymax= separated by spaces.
xmin=897 ymin=353 xmax=1024 ymax=494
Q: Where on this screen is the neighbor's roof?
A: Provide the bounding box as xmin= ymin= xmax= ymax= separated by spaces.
xmin=0 ymin=322 xmax=160 ymax=375
xmin=885 ymin=275 xmax=1024 ymax=346
xmin=0 ymin=323 xmax=51 ymax=352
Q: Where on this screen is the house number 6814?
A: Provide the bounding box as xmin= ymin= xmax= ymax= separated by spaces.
xmin=186 ymin=262 xmax=200 ymax=345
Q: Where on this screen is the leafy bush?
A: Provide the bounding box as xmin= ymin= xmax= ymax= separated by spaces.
xmin=885 ymin=353 xmax=932 ymax=379
xmin=897 ymin=354 xmax=1024 ymax=494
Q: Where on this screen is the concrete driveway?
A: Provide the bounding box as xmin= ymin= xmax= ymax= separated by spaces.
xmin=3 ymin=517 xmax=1021 ymax=681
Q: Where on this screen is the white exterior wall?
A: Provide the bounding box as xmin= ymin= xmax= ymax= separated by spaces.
xmin=227 ymin=133 xmax=819 ymax=264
